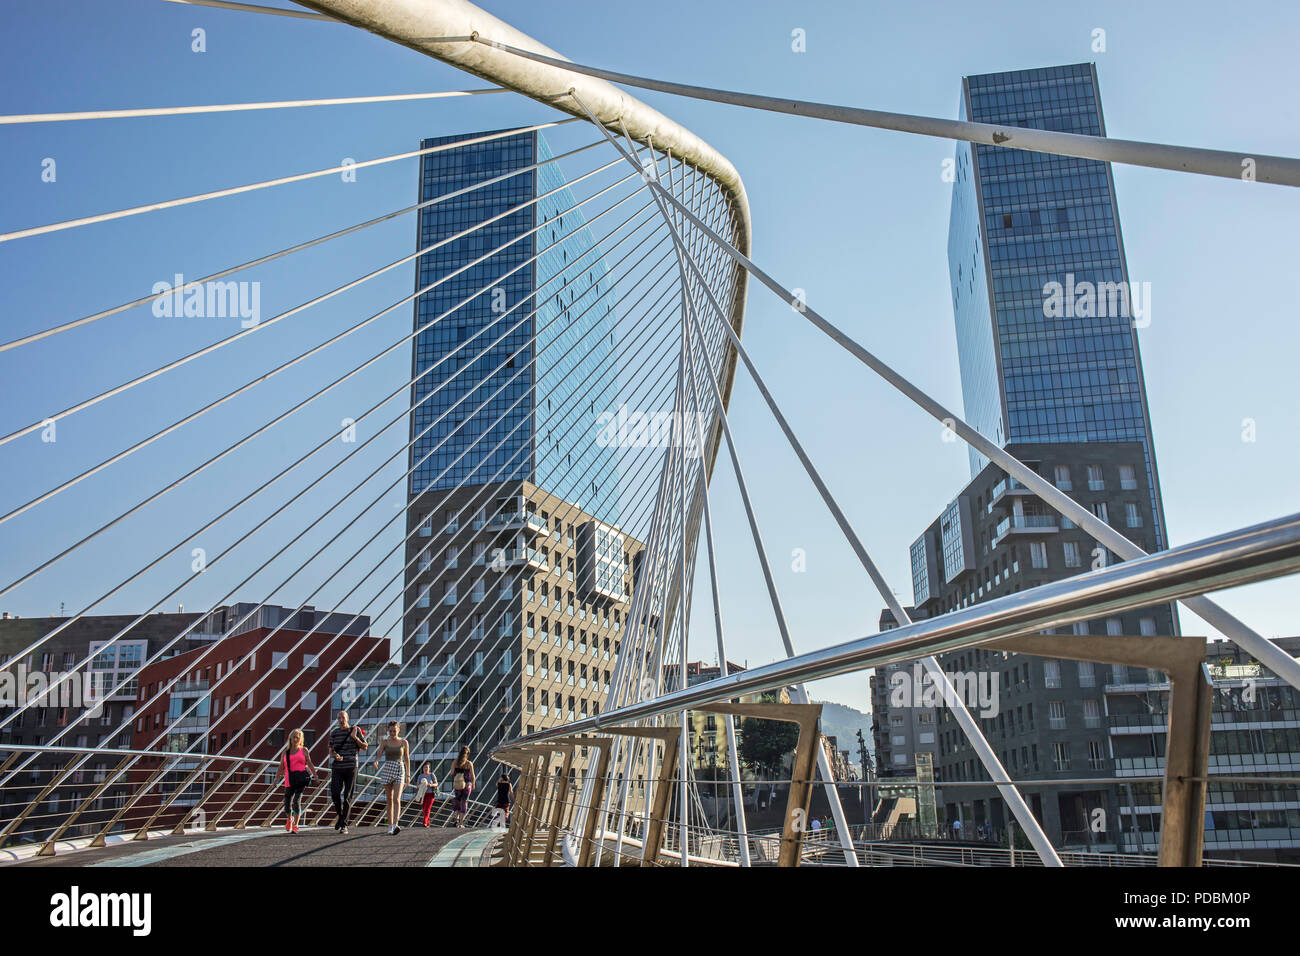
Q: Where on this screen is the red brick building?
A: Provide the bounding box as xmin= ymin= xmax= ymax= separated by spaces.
xmin=128 ymin=613 xmax=387 ymax=828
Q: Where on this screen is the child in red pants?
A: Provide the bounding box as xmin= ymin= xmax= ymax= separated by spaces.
xmin=415 ymin=763 xmax=438 ymax=827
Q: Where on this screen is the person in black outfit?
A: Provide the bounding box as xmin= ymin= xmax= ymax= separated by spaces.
xmin=327 ymin=710 xmax=367 ymax=833
xmin=493 ymin=771 xmax=513 ymax=827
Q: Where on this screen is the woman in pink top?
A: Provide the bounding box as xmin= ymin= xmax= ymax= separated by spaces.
xmin=281 ymin=728 xmax=318 ymax=834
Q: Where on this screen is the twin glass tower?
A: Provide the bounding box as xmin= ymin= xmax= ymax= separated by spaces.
xmin=949 ymin=63 xmax=1167 ymax=549
xmin=409 ymin=129 xmax=619 ymax=516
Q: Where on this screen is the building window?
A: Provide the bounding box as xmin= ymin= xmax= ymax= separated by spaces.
xmin=1125 ymin=502 xmax=1142 ymax=528
xmin=1048 ymin=700 xmax=1066 ymax=729
xmin=1063 ymin=541 xmax=1081 ymax=568
xmin=1086 ymin=465 xmax=1104 ymax=491
xmin=1030 ymin=541 xmax=1048 ymax=569
xmin=1085 ymin=740 xmax=1106 ymax=772
xmin=1083 ymin=699 xmax=1101 ymax=729
xmin=1053 ymin=465 xmax=1072 ymax=491
xmin=1119 ymin=464 xmax=1138 ymax=490
xmin=1043 ymin=660 xmax=1061 ymax=689
xmin=1052 ymin=742 xmax=1071 ymax=771
xmin=1078 ymin=662 xmax=1095 ymax=687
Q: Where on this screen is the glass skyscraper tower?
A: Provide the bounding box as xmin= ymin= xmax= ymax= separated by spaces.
xmin=890 ymin=64 xmax=1185 ymax=848
xmin=409 ymin=129 xmax=619 ymax=517
xmin=948 ymin=63 xmax=1166 ymax=548
xmin=393 ymin=130 xmax=638 ymax=774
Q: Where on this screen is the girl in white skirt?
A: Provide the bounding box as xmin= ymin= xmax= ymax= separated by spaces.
xmin=371 ymin=720 xmax=410 ymax=835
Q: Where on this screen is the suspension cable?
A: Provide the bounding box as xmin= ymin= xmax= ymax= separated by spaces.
xmin=0 ymin=139 xmax=602 ymax=353
xmin=0 ymin=88 xmax=503 ymax=125
xmin=0 ymin=118 xmax=578 ymax=244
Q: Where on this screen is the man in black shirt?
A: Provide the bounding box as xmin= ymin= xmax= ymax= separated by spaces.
xmin=328 ymin=710 xmax=367 ymax=833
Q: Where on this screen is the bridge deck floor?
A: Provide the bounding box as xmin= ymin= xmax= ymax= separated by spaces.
xmin=11 ymin=824 xmax=489 ymax=868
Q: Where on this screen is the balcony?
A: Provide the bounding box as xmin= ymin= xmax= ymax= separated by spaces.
xmin=990 ymin=477 xmax=1035 ymax=508
xmin=486 ymin=511 xmax=548 ymax=535
xmin=992 ymin=514 xmax=1059 ymax=547
xmin=501 ymin=547 xmax=548 ymax=570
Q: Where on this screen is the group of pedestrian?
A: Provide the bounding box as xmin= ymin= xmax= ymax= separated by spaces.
xmin=949 ymin=818 xmax=995 ymax=842
xmin=277 ymin=710 xmax=509 ymax=836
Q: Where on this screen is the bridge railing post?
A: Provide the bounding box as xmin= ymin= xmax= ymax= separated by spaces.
xmin=576 ymin=738 xmax=612 ymax=866
xmin=521 ymin=751 xmax=552 ymax=865
xmin=691 ymin=702 xmax=823 ymax=867
xmin=509 ymin=755 xmax=541 ymax=865
xmin=498 ymin=745 xmax=550 ymax=866
xmin=989 ymin=633 xmax=1212 ymax=866
xmin=543 ymin=745 xmax=575 ymax=867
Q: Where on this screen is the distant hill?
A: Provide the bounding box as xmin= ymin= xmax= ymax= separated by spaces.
xmin=814 ymin=700 xmax=871 ymax=767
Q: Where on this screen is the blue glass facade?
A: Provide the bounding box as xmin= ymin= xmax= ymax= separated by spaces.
xmin=948 ymin=64 xmax=1166 ymax=548
xmin=408 ymin=130 xmax=619 ymax=519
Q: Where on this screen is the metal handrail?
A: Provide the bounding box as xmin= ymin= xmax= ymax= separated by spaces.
xmin=498 ymin=512 xmax=1300 ymax=751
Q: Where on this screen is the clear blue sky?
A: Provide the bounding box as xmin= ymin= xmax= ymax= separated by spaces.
xmin=1 ymin=0 xmax=1297 ymax=713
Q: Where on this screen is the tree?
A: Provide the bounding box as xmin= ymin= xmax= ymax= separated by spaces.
xmin=737 ymin=693 xmax=798 ymax=777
